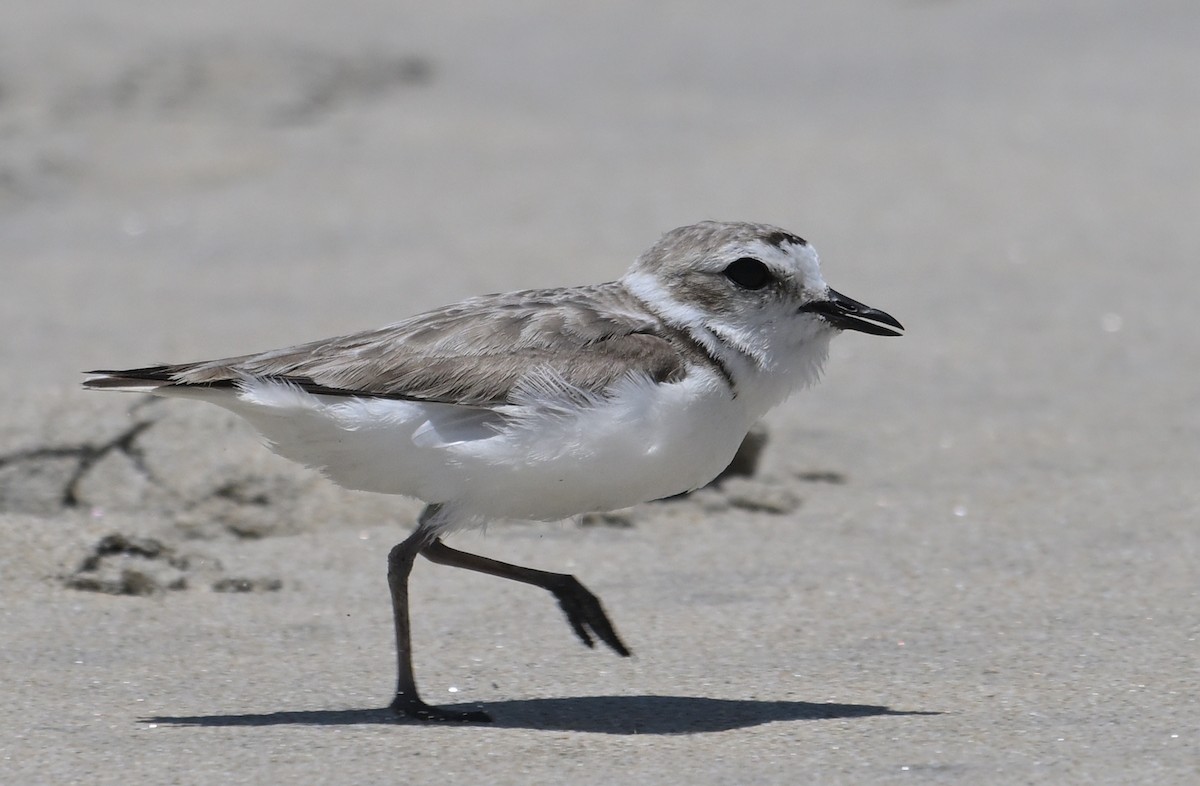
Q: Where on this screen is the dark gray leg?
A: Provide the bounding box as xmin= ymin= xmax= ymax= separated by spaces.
xmin=387 ymin=505 xmax=490 ymax=722
xmin=388 ymin=506 xmax=631 ymax=722
xmin=422 ymin=538 xmax=631 ymax=657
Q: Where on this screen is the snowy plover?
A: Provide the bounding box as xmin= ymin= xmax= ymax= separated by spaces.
xmin=86 ymin=220 xmax=902 ymax=722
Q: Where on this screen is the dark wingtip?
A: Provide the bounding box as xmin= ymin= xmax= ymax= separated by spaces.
xmin=83 ymin=366 xmax=177 ymax=389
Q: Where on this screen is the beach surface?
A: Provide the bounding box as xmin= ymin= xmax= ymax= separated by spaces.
xmin=2 ymin=1 xmax=1198 ymax=783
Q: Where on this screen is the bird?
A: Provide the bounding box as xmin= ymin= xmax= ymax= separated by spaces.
xmin=85 ymin=220 xmax=903 ymax=722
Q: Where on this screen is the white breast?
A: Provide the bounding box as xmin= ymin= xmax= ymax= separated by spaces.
xmin=450 ymin=366 xmax=753 ymax=520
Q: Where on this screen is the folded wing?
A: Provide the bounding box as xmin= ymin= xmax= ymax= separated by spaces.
xmin=85 ymin=283 xmax=690 ymax=406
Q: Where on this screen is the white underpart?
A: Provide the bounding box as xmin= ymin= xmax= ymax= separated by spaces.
xmin=170 ymin=364 xmax=752 ymax=532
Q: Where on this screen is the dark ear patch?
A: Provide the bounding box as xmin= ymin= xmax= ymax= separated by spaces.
xmin=764 ymin=230 xmax=807 ymax=248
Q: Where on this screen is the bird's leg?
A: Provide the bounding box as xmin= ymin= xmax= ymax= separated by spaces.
xmin=421 ymin=537 xmax=631 ymax=657
xmin=387 ymin=505 xmax=491 ymax=722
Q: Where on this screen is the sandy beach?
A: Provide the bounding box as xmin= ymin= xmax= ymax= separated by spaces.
xmin=3 ymin=1 xmax=1198 ymax=783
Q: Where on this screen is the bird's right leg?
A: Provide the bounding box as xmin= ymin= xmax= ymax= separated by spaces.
xmin=421 ymin=537 xmax=631 ymax=657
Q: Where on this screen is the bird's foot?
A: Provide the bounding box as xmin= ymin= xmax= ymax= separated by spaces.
xmin=390 ymin=695 xmax=492 ymax=723
xmin=550 ymin=575 xmax=632 ymax=657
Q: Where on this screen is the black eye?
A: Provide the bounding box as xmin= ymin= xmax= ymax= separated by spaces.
xmin=723 ymin=257 xmax=773 ymax=290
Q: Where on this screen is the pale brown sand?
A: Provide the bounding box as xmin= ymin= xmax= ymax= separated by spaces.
xmin=2 ymin=1 xmax=1198 ymax=783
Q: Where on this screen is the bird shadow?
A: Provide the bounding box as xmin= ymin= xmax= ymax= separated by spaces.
xmin=145 ymin=694 xmax=939 ymax=735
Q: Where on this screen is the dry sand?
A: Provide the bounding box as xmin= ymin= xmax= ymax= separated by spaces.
xmin=2 ymin=1 xmax=1198 ymax=783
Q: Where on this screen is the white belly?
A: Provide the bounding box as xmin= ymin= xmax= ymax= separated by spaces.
xmin=192 ymin=368 xmax=753 ymax=526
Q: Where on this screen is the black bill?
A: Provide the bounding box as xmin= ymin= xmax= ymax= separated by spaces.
xmin=801 ymin=288 xmax=904 ymax=336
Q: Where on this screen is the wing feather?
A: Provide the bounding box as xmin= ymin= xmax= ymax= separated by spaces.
xmin=86 ymin=282 xmax=694 ymax=406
